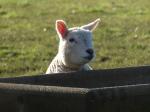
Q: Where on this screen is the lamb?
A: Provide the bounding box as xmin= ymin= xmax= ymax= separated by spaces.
xmin=46 ymin=18 xmax=100 ymax=74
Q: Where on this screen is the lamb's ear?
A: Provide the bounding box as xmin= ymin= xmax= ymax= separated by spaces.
xmin=81 ymin=18 xmax=101 ymax=31
xmin=56 ymin=20 xmax=68 ymax=38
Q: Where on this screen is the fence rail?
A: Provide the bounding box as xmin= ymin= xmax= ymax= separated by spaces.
xmin=0 ymin=66 xmax=150 ymax=112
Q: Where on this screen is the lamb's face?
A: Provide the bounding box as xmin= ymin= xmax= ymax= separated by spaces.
xmin=56 ymin=19 xmax=100 ymax=67
xmin=64 ymin=28 xmax=94 ymax=65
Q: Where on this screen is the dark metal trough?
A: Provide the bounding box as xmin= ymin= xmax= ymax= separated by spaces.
xmin=0 ymin=66 xmax=150 ymax=112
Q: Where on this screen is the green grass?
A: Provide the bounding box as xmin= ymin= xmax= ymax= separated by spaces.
xmin=0 ymin=0 xmax=149 ymax=77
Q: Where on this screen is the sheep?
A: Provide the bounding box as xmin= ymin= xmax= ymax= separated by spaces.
xmin=46 ymin=18 xmax=100 ymax=74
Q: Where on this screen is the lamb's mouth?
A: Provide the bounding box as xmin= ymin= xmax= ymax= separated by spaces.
xmin=83 ymin=55 xmax=93 ymax=60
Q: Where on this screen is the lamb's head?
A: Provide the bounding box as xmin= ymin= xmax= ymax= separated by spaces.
xmin=56 ymin=19 xmax=100 ymax=68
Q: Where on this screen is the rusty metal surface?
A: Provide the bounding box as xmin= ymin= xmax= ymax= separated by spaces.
xmin=0 ymin=66 xmax=149 ymax=112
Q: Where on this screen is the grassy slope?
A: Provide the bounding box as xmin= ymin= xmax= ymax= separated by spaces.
xmin=0 ymin=0 xmax=149 ymax=77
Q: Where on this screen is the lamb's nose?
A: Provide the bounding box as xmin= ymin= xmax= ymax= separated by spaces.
xmin=86 ymin=49 xmax=94 ymax=55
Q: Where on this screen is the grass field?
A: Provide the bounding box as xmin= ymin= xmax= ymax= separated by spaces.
xmin=0 ymin=0 xmax=149 ymax=77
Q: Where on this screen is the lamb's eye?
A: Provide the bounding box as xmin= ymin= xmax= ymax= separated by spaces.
xmin=69 ymin=38 xmax=75 ymax=43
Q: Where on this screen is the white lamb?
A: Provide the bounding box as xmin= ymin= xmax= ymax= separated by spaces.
xmin=46 ymin=18 xmax=100 ymax=74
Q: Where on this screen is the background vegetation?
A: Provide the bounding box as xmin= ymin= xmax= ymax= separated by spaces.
xmin=0 ymin=0 xmax=149 ymax=77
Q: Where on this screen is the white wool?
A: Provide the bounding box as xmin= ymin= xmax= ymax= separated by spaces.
xmin=46 ymin=54 xmax=92 ymax=74
xmin=46 ymin=18 xmax=100 ymax=74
